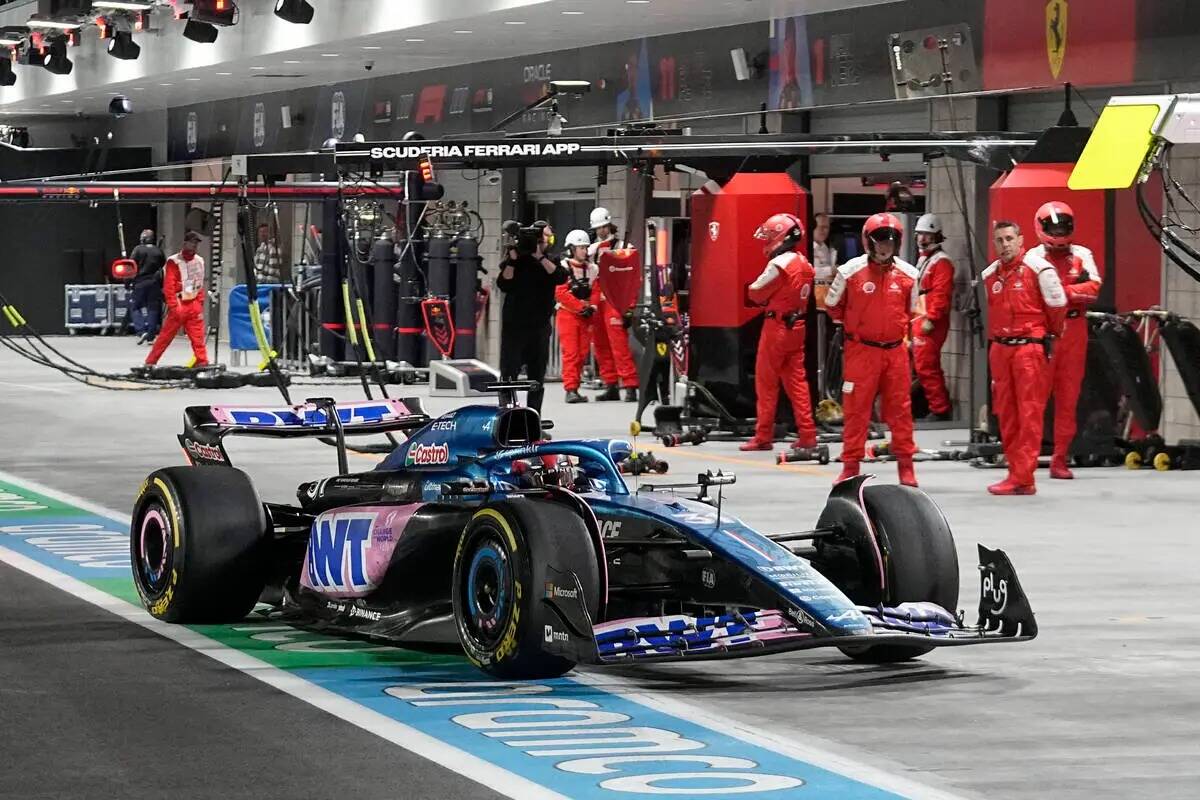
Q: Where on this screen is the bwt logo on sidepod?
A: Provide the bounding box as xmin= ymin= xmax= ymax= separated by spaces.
xmin=406 ymin=442 xmax=451 ymax=466
xmin=306 ymin=513 xmax=375 ymax=592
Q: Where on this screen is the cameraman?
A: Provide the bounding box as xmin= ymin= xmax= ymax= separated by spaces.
xmin=496 ymin=221 xmax=567 ymax=413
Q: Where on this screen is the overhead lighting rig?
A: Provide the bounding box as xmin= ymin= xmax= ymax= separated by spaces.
xmin=43 ymin=37 xmax=73 ymax=74
xmin=274 ymin=0 xmax=314 ymax=25
xmin=107 ymin=28 xmax=140 ymax=59
xmin=180 ymin=0 xmax=237 ymax=43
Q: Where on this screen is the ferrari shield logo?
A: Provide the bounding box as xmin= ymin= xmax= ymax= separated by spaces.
xmin=708 ymin=222 xmax=720 ymax=242
xmin=1046 ymin=0 xmax=1067 ymax=79
xmin=421 ymin=298 xmax=455 ymax=358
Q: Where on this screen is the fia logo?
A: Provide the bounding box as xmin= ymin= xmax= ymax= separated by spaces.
xmin=708 ymin=221 xmax=720 ymax=242
xmin=701 ymin=568 xmax=716 ymax=589
xmin=1046 ymin=0 xmax=1068 ymax=79
xmin=600 ymin=520 xmax=623 ymax=539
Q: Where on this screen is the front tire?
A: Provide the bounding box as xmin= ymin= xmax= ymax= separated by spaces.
xmin=452 ymin=499 xmax=599 ymax=679
xmin=131 ymin=467 xmax=268 ymax=623
xmin=840 ymin=484 xmax=959 ymax=663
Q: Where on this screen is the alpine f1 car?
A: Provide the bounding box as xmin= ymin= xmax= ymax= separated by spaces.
xmin=131 ymin=383 xmax=1037 ymax=679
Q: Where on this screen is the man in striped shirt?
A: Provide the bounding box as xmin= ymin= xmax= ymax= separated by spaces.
xmin=253 ymin=223 xmax=283 ymax=284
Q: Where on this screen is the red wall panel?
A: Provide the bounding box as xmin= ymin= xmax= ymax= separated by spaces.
xmin=982 ymin=0 xmax=1136 ymax=90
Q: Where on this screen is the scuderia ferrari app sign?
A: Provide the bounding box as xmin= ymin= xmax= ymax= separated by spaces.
xmin=368 ymin=142 xmax=583 ymax=161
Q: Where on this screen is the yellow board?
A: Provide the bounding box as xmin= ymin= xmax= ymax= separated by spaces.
xmin=1068 ymin=104 xmax=1163 ymax=191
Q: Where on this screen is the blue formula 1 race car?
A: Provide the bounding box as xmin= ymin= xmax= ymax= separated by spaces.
xmin=130 ymin=382 xmax=1037 ymax=679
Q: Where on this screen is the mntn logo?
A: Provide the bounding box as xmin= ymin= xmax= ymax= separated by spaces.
xmin=307 ymin=514 xmax=374 ymax=591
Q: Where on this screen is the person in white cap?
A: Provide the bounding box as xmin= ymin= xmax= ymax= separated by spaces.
xmin=587 ymin=207 xmax=640 ymax=402
xmin=555 ymin=229 xmax=604 ymax=404
xmin=910 ymin=213 xmax=956 ymax=421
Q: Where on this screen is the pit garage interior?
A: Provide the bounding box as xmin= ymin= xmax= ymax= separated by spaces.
xmin=2 ymin=2 xmax=1200 ymax=800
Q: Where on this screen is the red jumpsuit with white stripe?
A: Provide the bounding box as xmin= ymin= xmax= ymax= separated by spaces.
xmin=1029 ymin=243 xmax=1102 ymax=460
xmin=145 ymin=252 xmax=208 ymax=367
xmin=748 ymin=252 xmax=818 ymax=446
xmin=910 ymin=248 xmax=956 ymax=416
xmin=825 ymin=255 xmax=920 ymax=463
xmin=555 ymin=259 xmax=605 ymax=393
xmin=589 ymin=237 xmax=639 ymax=389
xmin=984 ymin=250 xmax=1067 ymax=487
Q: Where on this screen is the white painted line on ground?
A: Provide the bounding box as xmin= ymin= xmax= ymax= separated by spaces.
xmin=571 ymin=671 xmax=967 ymax=800
xmin=0 ymin=380 xmax=72 ymax=394
xmin=0 ymin=469 xmax=968 ymax=800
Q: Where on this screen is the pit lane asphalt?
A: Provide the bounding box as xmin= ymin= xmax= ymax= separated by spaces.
xmin=0 ymin=559 xmax=503 ymax=800
xmin=2 ymin=337 xmax=1199 ymax=799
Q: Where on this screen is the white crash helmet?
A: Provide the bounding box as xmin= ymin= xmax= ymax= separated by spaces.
xmin=564 ymin=229 xmax=591 ymax=249
xmin=915 ymin=213 xmax=943 ymax=235
xmin=589 ymin=207 xmax=613 ymax=230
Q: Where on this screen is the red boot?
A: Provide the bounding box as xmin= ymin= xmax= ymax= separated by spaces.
xmin=897 ymin=458 xmax=918 ymax=488
xmin=835 ymin=461 xmax=860 ymax=483
xmin=739 ymin=439 xmax=773 ymax=452
xmin=988 ymin=478 xmax=1037 ymax=496
xmin=1050 ymin=456 xmax=1074 ymax=480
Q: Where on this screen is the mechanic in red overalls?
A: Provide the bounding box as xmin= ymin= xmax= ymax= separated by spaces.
xmin=1028 ymin=201 xmax=1102 ymax=480
xmin=825 ymin=213 xmax=921 ymax=487
xmin=910 ymin=213 xmax=956 ymax=421
xmin=984 ymin=220 xmax=1068 ymax=496
xmin=144 ymin=231 xmax=209 ymax=368
xmin=740 ymin=213 xmax=818 ymax=454
xmin=589 ymin=207 xmax=640 ymax=402
xmin=555 ymin=229 xmax=603 ymax=405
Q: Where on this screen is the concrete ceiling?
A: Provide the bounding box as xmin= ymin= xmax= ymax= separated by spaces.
xmin=0 ymin=0 xmax=904 ymax=118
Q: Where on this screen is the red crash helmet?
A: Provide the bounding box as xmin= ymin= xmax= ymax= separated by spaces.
xmin=862 ymin=212 xmax=903 ymax=259
xmin=753 ymin=213 xmax=805 ymax=257
xmin=1035 ymin=201 xmax=1075 ymax=248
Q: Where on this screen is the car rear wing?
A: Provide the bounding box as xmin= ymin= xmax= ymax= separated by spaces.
xmin=179 ymin=396 xmax=430 ymax=468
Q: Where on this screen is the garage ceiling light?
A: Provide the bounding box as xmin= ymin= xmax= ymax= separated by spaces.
xmin=0 ymin=26 xmax=29 ymax=46
xmin=190 ymin=0 xmax=238 ymax=26
xmin=274 ymin=0 xmax=314 ymax=25
xmin=106 ymin=29 xmax=140 ymax=59
xmin=183 ymin=18 xmax=218 ymax=43
xmin=26 ymin=17 xmax=83 ymax=31
xmin=44 ymin=39 xmax=73 ymax=74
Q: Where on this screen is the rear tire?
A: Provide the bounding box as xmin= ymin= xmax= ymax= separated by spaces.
xmin=840 ymin=484 xmax=959 ymax=663
xmin=131 ymin=467 xmax=268 ymax=623
xmin=452 ymin=499 xmax=599 ymax=679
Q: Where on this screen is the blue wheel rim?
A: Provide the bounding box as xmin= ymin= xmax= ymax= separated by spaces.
xmin=464 ymin=536 xmax=511 ymax=647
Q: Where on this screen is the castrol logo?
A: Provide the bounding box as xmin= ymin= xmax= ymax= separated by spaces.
xmin=406 ymin=442 xmax=451 ymax=466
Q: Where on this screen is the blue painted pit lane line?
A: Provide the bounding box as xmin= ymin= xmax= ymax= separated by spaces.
xmin=0 ymin=469 xmax=966 ymax=800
